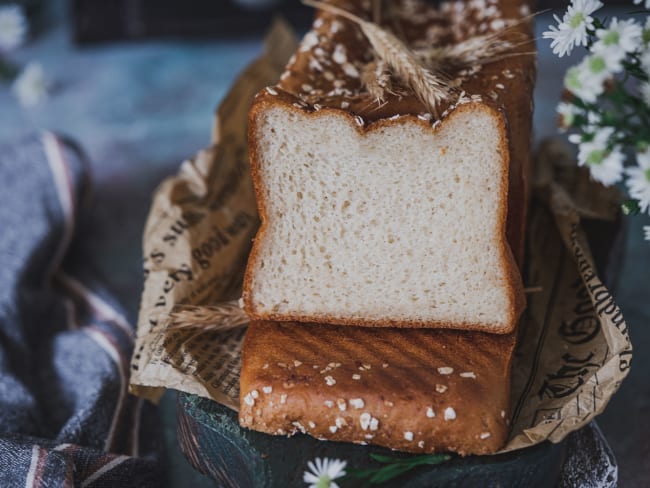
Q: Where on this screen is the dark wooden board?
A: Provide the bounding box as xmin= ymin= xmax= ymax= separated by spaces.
xmin=177 ymin=392 xmax=567 ymax=488
xmin=177 ymin=393 xmax=620 ymax=488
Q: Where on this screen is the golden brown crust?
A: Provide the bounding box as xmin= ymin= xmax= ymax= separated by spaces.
xmin=239 ymin=320 xmax=516 ymax=455
xmin=243 ymin=0 xmax=534 ymax=333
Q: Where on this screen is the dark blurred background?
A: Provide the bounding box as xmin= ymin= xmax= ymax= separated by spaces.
xmin=12 ymin=0 xmax=631 ymax=44
xmin=1 ymin=0 xmax=648 ymax=487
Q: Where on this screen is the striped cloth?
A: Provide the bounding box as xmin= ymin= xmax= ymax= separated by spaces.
xmin=0 ymin=134 xmax=161 ymax=487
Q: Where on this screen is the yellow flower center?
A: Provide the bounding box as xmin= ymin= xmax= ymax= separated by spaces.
xmin=570 ymin=12 xmax=585 ymax=29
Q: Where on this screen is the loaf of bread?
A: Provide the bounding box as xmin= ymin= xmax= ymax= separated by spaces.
xmin=239 ymin=320 xmax=515 ymax=455
xmin=242 ymin=0 xmax=535 ymax=334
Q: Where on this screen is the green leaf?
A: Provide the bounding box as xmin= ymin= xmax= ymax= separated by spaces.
xmin=622 ymin=199 xmax=641 ymax=216
xmin=347 ymin=453 xmax=451 ymax=485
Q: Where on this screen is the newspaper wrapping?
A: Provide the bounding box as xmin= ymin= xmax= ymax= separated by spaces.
xmin=129 ymin=21 xmax=631 ymax=452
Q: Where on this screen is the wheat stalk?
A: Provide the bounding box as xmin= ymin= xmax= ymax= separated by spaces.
xmin=167 ymin=301 xmax=249 ymax=332
xmin=303 ymin=0 xmax=452 ymax=117
xmin=414 ymin=34 xmax=532 ymax=71
xmin=361 ymin=59 xmax=394 ymax=103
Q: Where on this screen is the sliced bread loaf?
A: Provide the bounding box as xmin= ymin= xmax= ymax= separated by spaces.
xmin=243 ymin=0 xmax=535 ymax=333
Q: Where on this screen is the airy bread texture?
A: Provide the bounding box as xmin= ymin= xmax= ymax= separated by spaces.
xmin=247 ymin=102 xmax=523 ymax=332
xmin=243 ymin=0 xmax=534 ymax=333
xmin=239 ymin=321 xmax=516 ymax=455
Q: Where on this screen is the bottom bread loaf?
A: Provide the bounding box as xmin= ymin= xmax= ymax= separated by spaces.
xmin=239 ymin=321 xmax=516 ymax=455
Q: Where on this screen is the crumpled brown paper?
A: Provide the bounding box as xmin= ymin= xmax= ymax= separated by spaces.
xmin=129 ymin=21 xmax=631 ymax=452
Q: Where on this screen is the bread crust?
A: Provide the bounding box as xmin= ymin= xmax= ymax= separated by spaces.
xmin=243 ymin=0 xmax=534 ymax=334
xmin=239 ymin=320 xmax=516 ymax=455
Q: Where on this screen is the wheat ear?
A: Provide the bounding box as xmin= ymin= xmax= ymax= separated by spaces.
xmin=303 ymin=0 xmax=452 ymax=117
xmin=361 ymin=59 xmax=394 ymax=103
xmin=167 ymin=301 xmax=249 ymax=332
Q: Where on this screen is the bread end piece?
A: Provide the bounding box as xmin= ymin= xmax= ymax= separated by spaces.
xmin=239 ymin=321 xmax=515 ymax=455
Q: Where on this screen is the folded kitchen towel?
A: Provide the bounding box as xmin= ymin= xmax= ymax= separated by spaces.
xmin=0 ymin=133 xmax=161 ymax=487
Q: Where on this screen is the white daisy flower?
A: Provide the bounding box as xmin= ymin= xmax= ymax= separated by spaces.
xmin=625 ymin=148 xmax=650 ymax=214
xmin=594 ymin=18 xmax=642 ymax=54
xmin=592 ymin=18 xmax=642 ymax=73
xmin=640 ymin=81 xmax=650 ymax=106
xmin=643 ymin=18 xmax=650 ymax=46
xmin=543 ymin=0 xmax=604 ymax=57
xmin=644 ymin=225 xmax=650 ymax=241
xmin=577 ymin=126 xmax=625 ymax=186
xmin=633 ymin=0 xmax=650 ymax=11
xmin=564 ymin=54 xmax=613 ymax=103
xmin=588 ymin=146 xmax=625 ymax=186
xmin=641 ymin=48 xmax=650 ymax=75
xmin=557 ymin=101 xmax=583 ymax=130
xmin=303 ymin=457 xmax=347 ymax=488
xmin=11 ymin=62 xmax=50 ymax=107
xmin=0 ymin=4 xmax=27 ymax=52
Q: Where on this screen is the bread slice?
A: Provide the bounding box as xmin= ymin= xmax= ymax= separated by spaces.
xmin=239 ymin=320 xmax=516 ymax=455
xmin=243 ymin=0 xmax=535 ymax=333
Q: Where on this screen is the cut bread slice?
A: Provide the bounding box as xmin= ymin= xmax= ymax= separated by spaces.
xmin=244 ymin=101 xmax=524 ymax=333
xmin=242 ymin=0 xmax=533 ymax=333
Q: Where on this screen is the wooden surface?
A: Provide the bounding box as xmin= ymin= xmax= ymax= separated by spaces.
xmin=177 ymin=393 xmax=621 ymax=487
xmin=177 ymin=393 xmax=566 ymax=488
xmin=1 ymin=3 xmax=648 ymax=486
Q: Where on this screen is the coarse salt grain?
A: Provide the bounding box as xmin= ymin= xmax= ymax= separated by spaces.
xmin=369 ymin=417 xmax=379 ymax=431
xmin=404 ymin=431 xmax=414 ymax=441
xmin=262 ymin=386 xmax=272 ymax=394
xmin=280 ymin=394 xmax=287 ymax=404
xmin=243 ymin=393 xmax=254 ymax=406
xmin=294 ymin=360 xmax=302 ymax=367
xmin=265 ymin=87 xmax=277 ymax=96
xmin=300 ymin=32 xmax=318 ymax=52
xmin=250 ymin=390 xmax=259 ymax=399
xmin=352 ymin=374 xmax=361 ymax=380
xmin=426 ymin=407 xmax=435 ymax=418
xmin=460 ymin=372 xmax=476 ymax=379
xmin=350 ymin=398 xmax=365 ymax=409
xmin=418 ymin=441 xmax=425 ymax=448
xmin=325 ymin=376 xmax=336 ymax=386
xmin=308 ymin=421 xmax=316 ymax=429
xmin=333 ymin=44 xmax=347 ymax=64
xmin=438 ymin=367 xmax=453 ymax=375
xmin=360 ymin=412 xmax=371 ymax=430
xmin=329 ymin=426 xmax=337 ymax=433
xmin=337 ymin=399 xmax=347 ymax=411
xmin=341 ymin=101 xmax=350 ymax=109
xmin=435 ymin=384 xmax=448 ymax=393
xmin=480 ymin=432 xmax=491 ymax=439
xmin=324 ymin=400 xmax=334 ymax=408
xmin=444 ymin=407 xmax=457 ymax=421
xmin=335 ymin=417 xmax=347 ymax=428
xmin=343 ymin=62 xmax=359 ymax=78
